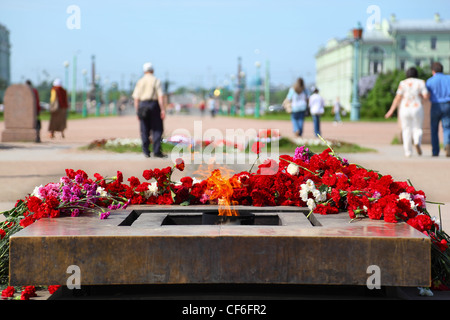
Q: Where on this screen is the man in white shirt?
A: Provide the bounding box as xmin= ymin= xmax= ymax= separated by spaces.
xmin=308 ymin=86 xmax=325 ymax=137
xmin=132 ymin=62 xmax=167 ymax=158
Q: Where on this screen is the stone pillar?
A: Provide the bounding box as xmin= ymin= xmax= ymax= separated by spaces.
xmin=1 ymin=84 xmax=37 ymax=142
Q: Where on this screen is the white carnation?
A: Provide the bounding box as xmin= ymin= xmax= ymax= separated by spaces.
xmin=398 ymin=192 xmax=417 ymax=210
xmin=287 ymin=163 xmax=299 ymax=176
xmin=398 ymin=192 xmax=411 ymax=201
xmin=299 ymin=188 xmax=309 ymax=202
xmin=146 ymin=181 xmax=159 ymax=197
xmin=307 ymin=198 xmax=316 ymax=211
xmin=305 ymin=179 xmax=315 ymax=191
xmin=313 ymin=189 xmax=327 ymax=202
xmin=96 ymin=186 xmax=108 ymax=197
xmin=31 ymin=185 xmax=44 ymax=199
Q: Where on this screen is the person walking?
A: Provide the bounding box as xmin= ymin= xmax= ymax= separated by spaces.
xmin=285 ymin=78 xmax=308 ymax=137
xmin=385 ymin=67 xmax=429 ymax=157
xmin=208 ymin=97 xmax=217 ymax=117
xmin=48 ymin=78 xmax=68 ymax=139
xmin=333 ymin=97 xmax=342 ymax=125
xmin=426 ymin=62 xmax=450 ymax=157
xmin=199 ymin=100 xmax=206 ymax=116
xmin=132 ymin=62 xmax=167 ymax=158
xmin=308 ymin=86 xmax=325 ymax=137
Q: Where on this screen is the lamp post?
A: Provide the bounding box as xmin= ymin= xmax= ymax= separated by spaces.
xmin=236 ymin=57 xmax=242 ymax=116
xmin=104 ymin=78 xmax=109 ymax=116
xmin=350 ymin=22 xmax=363 ymax=121
xmin=95 ymin=75 xmax=101 ymax=117
xmin=230 ymin=74 xmax=236 ymax=116
xmin=63 ymin=61 xmax=69 ymax=89
xmin=254 ymin=61 xmax=261 ymax=118
xmin=265 ymin=60 xmax=270 ymax=112
xmin=82 ymin=69 xmax=88 ymax=117
xmin=71 ymin=54 xmax=77 ymax=112
xmin=239 ymin=71 xmax=246 ymax=117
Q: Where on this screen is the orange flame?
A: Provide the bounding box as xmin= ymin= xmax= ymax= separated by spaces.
xmin=205 ymin=168 xmax=239 ymax=216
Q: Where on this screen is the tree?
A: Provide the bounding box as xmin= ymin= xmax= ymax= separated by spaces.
xmin=0 ymin=77 xmax=7 ymax=104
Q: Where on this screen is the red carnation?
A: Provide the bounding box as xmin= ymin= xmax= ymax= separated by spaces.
xmin=116 ymin=171 xmax=123 ymax=183
xmin=1 ymin=286 xmax=15 ymax=298
xmin=48 ymin=285 xmax=61 ymax=294
xmin=20 ymin=286 xmax=37 ymax=300
xmin=143 ymin=169 xmax=154 ymax=180
xmin=65 ymin=169 xmax=76 ymax=179
xmin=128 ymin=176 xmax=141 ymax=188
xmin=433 ymin=239 xmax=448 ymax=253
xmin=26 ymin=196 xmax=42 ymax=213
xmin=180 ymin=176 xmax=193 ymax=189
xmin=135 ymin=182 xmax=150 ymax=193
xmin=19 ymin=215 xmax=35 ymax=228
xmin=175 ymin=158 xmax=185 ymax=171
xmin=251 ymin=141 xmax=265 ymax=154
xmin=407 ymin=214 xmax=434 ymax=233
xmin=0 ymin=228 xmax=5 ymax=240
xmin=156 ymin=193 xmax=174 ymax=205
xmin=257 ymin=159 xmax=278 ymax=175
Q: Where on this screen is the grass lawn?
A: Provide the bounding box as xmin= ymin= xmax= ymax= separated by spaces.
xmin=220 ymin=111 xmax=397 ymax=123
xmin=248 ymin=137 xmax=376 ymax=154
xmin=82 ymin=136 xmax=375 ymax=156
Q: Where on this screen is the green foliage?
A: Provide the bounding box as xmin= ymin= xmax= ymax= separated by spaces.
xmin=360 ymin=69 xmax=405 ymax=118
xmin=0 ymin=77 xmax=8 ymax=104
xmin=269 ymin=88 xmax=289 ymax=105
xmin=36 ymin=80 xmax=52 ymax=103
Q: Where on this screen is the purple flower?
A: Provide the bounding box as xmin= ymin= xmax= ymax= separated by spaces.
xmin=71 ymin=209 xmax=80 ymax=217
xmin=75 ymin=174 xmax=84 ymax=184
xmin=121 ymin=199 xmax=131 ymax=210
xmin=60 ymin=176 xmax=71 ymax=185
xmin=71 ymin=185 xmax=82 ymax=197
xmin=70 ymin=195 xmax=80 ymax=203
xmin=293 ymin=146 xmax=311 ymax=163
xmin=108 ymin=203 xmax=121 ymax=210
xmin=100 ymin=211 xmax=110 ymax=219
xmin=60 ymin=186 xmax=72 ymax=202
xmin=372 ymin=191 xmax=381 ymax=200
xmin=84 ymin=183 xmax=98 ymax=198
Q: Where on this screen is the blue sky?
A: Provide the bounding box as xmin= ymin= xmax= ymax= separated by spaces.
xmin=1 ymin=0 xmax=449 ymax=91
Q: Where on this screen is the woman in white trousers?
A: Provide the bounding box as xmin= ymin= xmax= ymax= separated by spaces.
xmin=385 ymin=67 xmax=429 ymax=157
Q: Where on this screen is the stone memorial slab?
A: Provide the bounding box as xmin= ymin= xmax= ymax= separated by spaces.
xmin=9 ymin=205 xmax=430 ymax=288
xmin=1 ymin=84 xmax=37 ymax=142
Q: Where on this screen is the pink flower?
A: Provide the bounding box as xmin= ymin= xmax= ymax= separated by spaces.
xmin=100 ymin=211 xmax=110 ymax=219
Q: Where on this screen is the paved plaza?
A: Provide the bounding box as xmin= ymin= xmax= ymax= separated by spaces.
xmin=1 ymin=112 xmax=448 ymax=230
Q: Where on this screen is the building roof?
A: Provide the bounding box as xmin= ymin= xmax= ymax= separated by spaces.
xmin=390 ymin=20 xmax=450 ymax=33
xmin=362 ymin=26 xmax=393 ymax=43
xmin=389 ymin=13 xmax=450 ymax=33
xmin=316 ymin=13 xmax=449 ymax=56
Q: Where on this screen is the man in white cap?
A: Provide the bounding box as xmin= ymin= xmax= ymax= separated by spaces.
xmin=132 ymin=62 xmax=167 ymax=157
